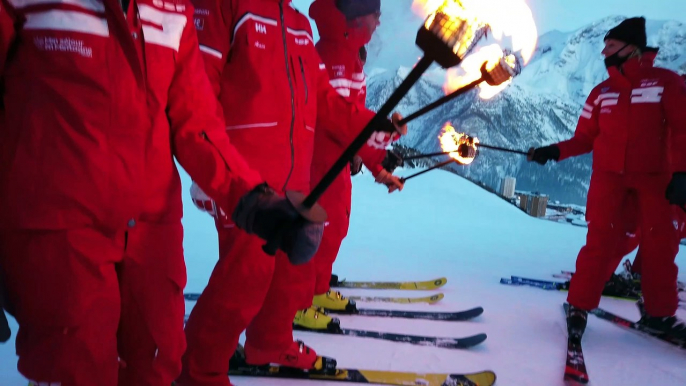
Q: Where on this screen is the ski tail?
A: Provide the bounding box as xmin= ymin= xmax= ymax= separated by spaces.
xmin=563 ymin=303 xmax=589 ymax=384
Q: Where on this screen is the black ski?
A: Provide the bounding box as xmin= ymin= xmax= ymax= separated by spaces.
xmin=328 ymin=306 xmax=484 ymax=321
xmin=589 ymin=305 xmax=686 ymax=349
xmin=293 ymin=325 xmax=487 ymax=349
xmin=563 ymin=303 xmax=589 ymax=384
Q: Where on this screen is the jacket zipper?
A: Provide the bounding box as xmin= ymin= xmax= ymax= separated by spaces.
xmin=279 ymin=0 xmax=296 ymax=192
xmin=299 ymin=56 xmax=308 ymax=104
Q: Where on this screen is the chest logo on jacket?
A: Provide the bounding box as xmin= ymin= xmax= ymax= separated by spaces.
xmin=631 ymin=86 xmax=664 ymax=104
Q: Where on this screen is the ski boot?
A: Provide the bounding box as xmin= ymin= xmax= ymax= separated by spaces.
xmin=566 ymin=304 xmax=588 ymax=341
xmin=293 ymin=305 xmax=341 ymax=332
xmin=603 ymin=273 xmax=641 ymax=300
xmin=637 ymin=307 xmax=686 ymax=341
xmin=244 ymin=340 xmax=337 ymax=374
xmin=329 ymin=274 xmax=341 ymax=287
xmin=312 ymin=290 xmax=357 ymax=313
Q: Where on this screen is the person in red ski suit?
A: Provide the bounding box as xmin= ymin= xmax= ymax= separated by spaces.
xmin=0 ymin=0 xmax=322 ymax=384
xmin=529 ymin=17 xmax=686 ymax=339
xmin=616 ymin=75 xmax=686 ymax=278
xmin=303 ymin=0 xmax=404 ymax=314
xmin=179 ymin=1 xmax=407 ymax=385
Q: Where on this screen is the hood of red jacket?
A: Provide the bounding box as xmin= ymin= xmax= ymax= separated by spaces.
xmin=309 ymin=0 xmax=372 ymax=49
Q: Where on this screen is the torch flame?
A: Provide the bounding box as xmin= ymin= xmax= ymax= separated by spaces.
xmin=413 ymin=0 xmax=538 ymax=99
xmin=439 ymin=123 xmax=478 ymax=165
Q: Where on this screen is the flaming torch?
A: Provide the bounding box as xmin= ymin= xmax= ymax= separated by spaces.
xmin=299 ymin=0 xmax=490 ymax=212
xmin=400 ymin=123 xmax=478 ymax=182
xmin=398 ymin=0 xmax=538 ymax=124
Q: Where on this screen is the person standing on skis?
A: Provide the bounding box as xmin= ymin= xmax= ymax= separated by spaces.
xmin=0 ymin=0 xmax=322 ymax=384
xmin=179 ymin=1 xmax=407 ymax=384
xmin=292 ymin=0 xmax=405 ymax=329
xmin=528 ymin=17 xmax=686 ymax=340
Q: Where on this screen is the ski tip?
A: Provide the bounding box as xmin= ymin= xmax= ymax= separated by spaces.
xmin=428 ymin=293 xmax=445 ymax=303
xmin=472 ymin=333 xmax=488 ymax=345
xmin=453 ymin=370 xmax=497 ymax=386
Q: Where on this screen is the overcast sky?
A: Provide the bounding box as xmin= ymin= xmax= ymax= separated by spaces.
xmin=293 ymin=0 xmax=686 ymax=35
xmin=526 ymin=0 xmax=686 ymax=33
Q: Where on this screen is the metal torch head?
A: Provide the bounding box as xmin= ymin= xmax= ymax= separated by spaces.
xmin=481 ymin=53 xmax=520 ymax=86
xmin=415 ymin=0 xmax=488 ymax=69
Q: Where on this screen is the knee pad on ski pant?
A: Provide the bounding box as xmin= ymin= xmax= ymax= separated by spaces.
xmin=313 ymin=204 xmax=349 ymax=295
xmin=0 ymin=228 xmax=122 ymax=386
xmin=117 ymin=222 xmax=187 ymax=386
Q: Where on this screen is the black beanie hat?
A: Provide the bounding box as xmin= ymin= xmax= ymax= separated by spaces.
xmin=604 ymin=17 xmax=647 ymax=49
xmin=335 ymin=0 xmax=381 ymax=21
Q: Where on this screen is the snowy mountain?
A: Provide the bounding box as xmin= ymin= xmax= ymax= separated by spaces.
xmin=365 ymin=15 xmax=686 ymax=205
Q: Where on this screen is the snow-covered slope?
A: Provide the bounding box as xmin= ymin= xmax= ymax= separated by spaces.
xmin=2 ymin=169 xmax=685 ymax=385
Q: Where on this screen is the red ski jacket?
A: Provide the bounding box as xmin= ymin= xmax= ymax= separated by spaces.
xmin=190 ymin=0 xmax=376 ymax=198
xmin=0 ymin=0 xmax=261 ymax=231
xmin=557 ymin=53 xmax=686 ymax=174
xmin=308 ymin=0 xmax=391 ymax=212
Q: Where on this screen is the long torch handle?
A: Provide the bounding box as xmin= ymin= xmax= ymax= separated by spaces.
xmin=404 ymin=143 xmax=529 ymax=160
xmin=303 ymin=56 xmax=435 ymax=208
xmin=397 ymin=77 xmax=484 ymax=126
xmin=475 ymin=143 xmax=529 ymax=156
xmin=403 ymin=150 xmax=456 ymax=160
xmin=400 ymin=159 xmax=455 ymax=182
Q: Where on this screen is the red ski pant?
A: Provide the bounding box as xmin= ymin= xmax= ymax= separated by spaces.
xmin=180 ymin=224 xmax=313 ymax=386
xmin=567 ymin=171 xmax=680 ymax=316
xmin=0 ymin=223 xmax=186 ymax=386
xmin=313 ymin=201 xmax=350 ymax=295
xmin=606 ymin=194 xmax=686 ymax=278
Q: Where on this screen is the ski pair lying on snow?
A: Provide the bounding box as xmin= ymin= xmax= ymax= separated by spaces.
xmin=184 ymin=292 xmax=444 ymax=305
xmin=228 ymin=365 xmax=496 ymax=386
xmin=183 ymin=313 xmax=487 ymax=350
xmin=502 ymin=275 xmax=686 ymax=305
xmin=228 ymin=344 xmax=496 ymax=386
xmin=183 ymin=293 xmax=477 ymax=321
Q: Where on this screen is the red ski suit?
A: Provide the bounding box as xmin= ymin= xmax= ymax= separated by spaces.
xmin=308 ymin=0 xmax=390 ymax=296
xmin=0 ymin=0 xmax=262 ymax=384
xmin=180 ymin=1 xmax=376 ymax=385
xmin=556 ymin=53 xmax=686 ymax=316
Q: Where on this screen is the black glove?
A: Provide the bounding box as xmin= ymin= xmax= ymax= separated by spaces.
xmin=381 ymin=150 xmax=403 ymax=173
xmin=232 ymin=183 xmax=325 ymax=265
xmin=528 ymin=145 xmax=560 ymax=165
xmin=350 ymin=155 xmax=363 ymax=176
xmin=666 ymin=172 xmax=686 ymax=206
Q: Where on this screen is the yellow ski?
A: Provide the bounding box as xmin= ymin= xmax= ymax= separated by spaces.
xmin=348 ymin=293 xmax=445 ymax=304
xmin=331 ymin=276 xmax=448 ymax=290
